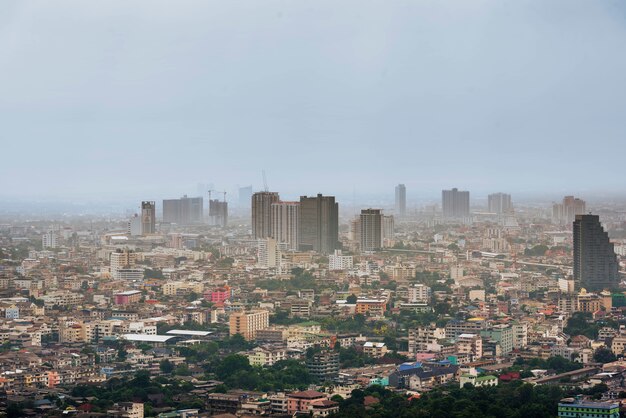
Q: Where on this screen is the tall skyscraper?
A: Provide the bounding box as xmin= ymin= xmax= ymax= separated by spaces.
xmin=239 ymin=186 xmax=253 ymax=208
xmin=360 ymin=209 xmax=382 ymax=252
xmin=271 ymin=201 xmax=300 ymax=251
xmin=395 ymin=184 xmax=406 ymax=217
xmin=209 ymin=199 xmax=228 ymax=227
xmin=573 ymin=214 xmax=619 ymax=291
xmin=299 ymin=194 xmax=339 ymax=254
xmin=162 ymin=195 xmax=204 ymax=224
xmin=382 ymin=215 xmax=395 ymax=244
xmin=252 ymin=192 xmax=280 ymax=239
xmin=141 ymin=201 xmax=156 ymax=234
xmin=553 ymin=196 xmax=586 ymax=225
xmin=487 ymin=193 xmax=512 ymax=214
xmin=442 ymin=188 xmax=470 ymax=218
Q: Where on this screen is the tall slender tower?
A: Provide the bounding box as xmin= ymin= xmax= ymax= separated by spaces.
xmin=141 ymin=201 xmax=156 ymax=234
xmin=271 ymin=201 xmax=300 ymax=251
xmin=299 ymin=194 xmax=339 ymax=254
xmin=252 ymin=192 xmax=279 ymax=239
xmin=360 ymin=209 xmax=383 ymax=252
xmin=573 ymin=214 xmax=619 ymax=291
xmin=395 ymin=184 xmax=406 ymax=217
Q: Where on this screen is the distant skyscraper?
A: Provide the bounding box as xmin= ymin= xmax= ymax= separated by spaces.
xmin=553 ymin=196 xmax=586 ymax=225
xmin=252 ymin=192 xmax=280 ymax=239
xmin=209 ymin=199 xmax=228 ymax=227
xmin=271 ymin=201 xmax=300 ymax=251
xmin=573 ymin=214 xmax=619 ymax=291
xmin=487 ymin=193 xmax=512 ymax=214
xmin=395 ymin=184 xmax=406 ymax=217
xmin=162 ymin=195 xmax=203 ymax=224
xmin=141 ymin=201 xmax=156 ymax=234
xmin=299 ymin=194 xmax=339 ymax=254
xmin=442 ymin=188 xmax=470 ymax=218
xmin=239 ymin=186 xmax=253 ymax=208
xmin=360 ymin=209 xmax=383 ymax=252
xmin=382 ymin=215 xmax=395 ymax=244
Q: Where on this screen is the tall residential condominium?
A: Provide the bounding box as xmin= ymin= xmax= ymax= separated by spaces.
xmin=271 ymin=201 xmax=300 ymax=251
xmin=141 ymin=201 xmax=156 ymax=234
xmin=573 ymin=214 xmax=619 ymax=291
xmin=382 ymin=215 xmax=395 ymax=244
xmin=395 ymin=184 xmax=406 ymax=217
xmin=162 ymin=195 xmax=204 ymax=224
xmin=487 ymin=193 xmax=512 ymax=214
xmin=209 ymin=199 xmax=228 ymax=227
xmin=252 ymin=192 xmax=280 ymax=239
xmin=360 ymin=209 xmax=383 ymax=252
xmin=257 ymin=237 xmax=281 ymax=269
xmin=229 ymin=310 xmax=270 ymax=340
xmin=239 ymin=186 xmax=253 ymax=209
xmin=442 ymin=188 xmax=470 ymax=218
xmin=299 ymin=194 xmax=339 ymax=254
xmin=553 ymin=196 xmax=586 ymax=225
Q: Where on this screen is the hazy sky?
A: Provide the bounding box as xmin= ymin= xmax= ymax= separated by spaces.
xmin=1 ymin=0 xmax=625 ymax=203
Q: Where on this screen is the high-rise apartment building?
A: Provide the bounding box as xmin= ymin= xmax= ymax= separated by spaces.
xmin=42 ymin=232 xmax=58 ymax=249
xmin=442 ymin=188 xmax=470 ymax=218
xmin=257 ymin=238 xmax=282 ymax=269
xmin=141 ymin=201 xmax=156 ymax=234
xmin=299 ymin=194 xmax=339 ymax=254
xmin=128 ymin=215 xmax=141 ymax=236
xmin=395 ymin=184 xmax=406 ymax=217
xmin=209 ymin=199 xmax=228 ymax=227
xmin=110 ymin=249 xmax=137 ymax=279
xmin=487 ymin=193 xmax=512 ymax=214
xmin=229 ymin=310 xmax=270 ymax=340
xmin=162 ymin=195 xmax=203 ymax=224
xmin=360 ymin=209 xmax=383 ymax=252
xmin=573 ymin=214 xmax=619 ymax=291
xmin=553 ymin=196 xmax=586 ymax=225
xmin=382 ymin=215 xmax=395 ymax=245
xmin=271 ymin=201 xmax=300 ymax=251
xmin=252 ymin=192 xmax=280 ymax=239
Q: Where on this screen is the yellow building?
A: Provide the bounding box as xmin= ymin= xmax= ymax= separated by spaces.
xmin=229 ymin=311 xmax=269 ymax=340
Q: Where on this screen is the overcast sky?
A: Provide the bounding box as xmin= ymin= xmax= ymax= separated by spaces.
xmin=1 ymin=0 xmax=625 ymax=204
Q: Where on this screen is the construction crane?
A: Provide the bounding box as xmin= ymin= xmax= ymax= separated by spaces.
xmin=208 ymin=190 xmax=227 ymax=202
xmin=262 ymin=170 xmax=268 ymax=192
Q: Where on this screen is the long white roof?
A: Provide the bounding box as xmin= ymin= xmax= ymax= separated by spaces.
xmin=165 ymin=329 xmax=212 ymax=337
xmin=120 ymin=334 xmax=175 ymax=343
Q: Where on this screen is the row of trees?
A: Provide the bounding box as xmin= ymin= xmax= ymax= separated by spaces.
xmin=330 ymin=381 xmax=566 ymax=418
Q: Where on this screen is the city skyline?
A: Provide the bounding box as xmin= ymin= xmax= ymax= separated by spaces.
xmin=1 ymin=1 xmax=626 ymax=415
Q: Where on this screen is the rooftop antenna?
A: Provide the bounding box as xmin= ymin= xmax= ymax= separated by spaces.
xmin=262 ymin=170 xmax=268 ymax=192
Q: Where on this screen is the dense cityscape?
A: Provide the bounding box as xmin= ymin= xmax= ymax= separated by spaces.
xmin=3 ymin=1 xmax=625 ymax=417
xmin=0 ymin=186 xmax=624 ymax=417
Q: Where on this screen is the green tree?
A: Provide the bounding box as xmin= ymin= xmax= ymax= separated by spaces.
xmin=160 ymin=359 xmax=174 ymax=373
xmin=593 ymin=347 xmax=617 ymax=363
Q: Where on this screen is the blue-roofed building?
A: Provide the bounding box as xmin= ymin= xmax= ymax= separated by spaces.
xmin=389 ymin=363 xmax=459 ymax=391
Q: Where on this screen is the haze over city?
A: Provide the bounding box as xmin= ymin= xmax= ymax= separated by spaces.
xmin=2 ymin=3 xmax=626 ymax=418
xmin=1 ymin=0 xmax=626 ymax=208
